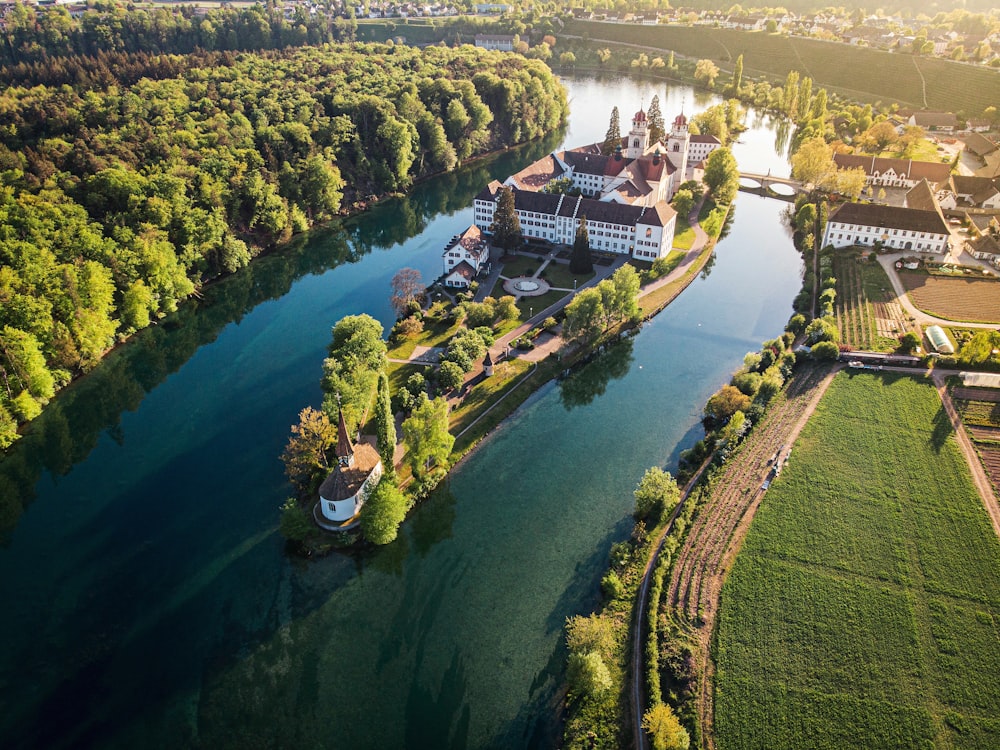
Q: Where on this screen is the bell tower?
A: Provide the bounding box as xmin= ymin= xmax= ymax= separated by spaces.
xmin=625 ymin=108 xmax=649 ymax=160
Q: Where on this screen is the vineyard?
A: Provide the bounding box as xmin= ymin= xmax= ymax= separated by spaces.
xmin=834 ymin=252 xmax=908 ymax=351
xmin=954 ymin=391 xmax=1000 ymax=490
xmin=662 ymin=363 xmax=833 ymax=742
xmin=714 ymin=372 xmax=1000 ymax=750
xmin=899 ymin=272 xmax=1000 ymax=324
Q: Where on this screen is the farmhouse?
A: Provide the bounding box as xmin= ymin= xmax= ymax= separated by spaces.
xmin=964 ymin=133 xmax=999 ymax=164
xmin=833 ymin=153 xmax=951 ymax=188
xmin=968 ymin=235 xmax=1000 ymax=267
xmin=317 ymin=408 xmax=383 ymax=526
xmin=473 ymin=107 xmax=699 ymax=260
xmin=442 ymin=225 xmax=490 ymax=288
xmin=934 ymin=175 xmax=1000 ymax=210
xmin=903 ymin=111 xmax=958 ymax=132
xmin=822 ymin=202 xmax=950 ymax=253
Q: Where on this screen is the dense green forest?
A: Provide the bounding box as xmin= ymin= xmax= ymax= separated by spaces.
xmin=0 ymin=41 xmax=568 ymax=447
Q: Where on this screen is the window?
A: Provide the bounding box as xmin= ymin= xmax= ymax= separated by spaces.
xmin=645 ymin=227 xmax=652 ymax=238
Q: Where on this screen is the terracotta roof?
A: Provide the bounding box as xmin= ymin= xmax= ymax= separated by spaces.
xmin=828 ymin=202 xmax=949 ymax=235
xmin=447 ymin=260 xmax=477 ymax=281
xmin=447 ymin=225 xmax=488 ymax=260
xmin=510 ymin=154 xmax=565 ymax=191
xmin=904 ymin=179 xmax=939 ymax=212
xmin=833 ymin=154 xmax=950 ymax=183
xmin=475 ymin=179 xmax=503 ymax=202
xmin=969 ymin=235 xmax=1000 ymax=256
xmin=964 ymin=132 xmax=999 ymax=157
xmin=319 ymin=442 xmax=381 ymax=503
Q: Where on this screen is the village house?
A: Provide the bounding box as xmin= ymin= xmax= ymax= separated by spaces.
xmin=904 ymin=111 xmax=958 ymax=132
xmin=934 ymin=175 xmax=1000 ymax=211
xmin=474 ymin=33 xmax=514 ymax=51
xmin=833 ymin=153 xmax=951 ymax=188
xmin=968 ymin=234 xmax=1000 ymax=267
xmin=442 ymin=225 xmax=490 ymax=288
xmin=317 ymin=408 xmax=382 ymax=526
xmin=822 ymin=202 xmax=951 ymax=253
xmin=964 ymin=133 xmax=999 ymax=165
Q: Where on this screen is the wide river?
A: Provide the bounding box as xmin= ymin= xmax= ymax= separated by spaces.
xmin=0 ymin=74 xmax=800 ymax=749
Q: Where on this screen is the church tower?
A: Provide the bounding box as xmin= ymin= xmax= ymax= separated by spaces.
xmin=665 ymin=111 xmax=690 ymax=178
xmin=625 ymin=108 xmax=650 ymax=160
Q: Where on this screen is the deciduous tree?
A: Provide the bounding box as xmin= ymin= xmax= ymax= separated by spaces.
xmin=390 ymin=267 xmax=424 ymax=318
xmin=642 ymin=703 xmax=690 ymax=750
xmin=694 ymin=58 xmax=720 ymax=88
xmin=703 ymin=147 xmax=739 ymax=205
xmin=281 ymin=406 xmax=337 ymax=493
xmin=705 ymin=384 xmax=751 ymax=421
xmin=633 ymin=466 xmax=680 ymax=519
xmin=402 ymin=393 xmax=454 ymax=478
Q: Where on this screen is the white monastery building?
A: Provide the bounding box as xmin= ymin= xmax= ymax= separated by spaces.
xmin=822 ymin=202 xmax=951 ymax=253
xmin=472 ymin=107 xmax=720 ymax=261
xmin=442 ymin=225 xmax=490 ymax=288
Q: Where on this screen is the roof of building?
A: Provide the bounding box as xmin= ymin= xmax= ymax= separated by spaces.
xmin=690 ymin=134 xmax=721 ymax=144
xmin=446 ymin=225 xmax=488 ymax=260
xmin=948 ymin=175 xmax=1000 ymax=205
xmin=828 ymin=202 xmax=950 ymax=235
xmin=559 ymin=149 xmax=619 ymax=177
xmin=909 ymin=111 xmax=958 ymax=128
xmin=446 ymin=260 xmax=477 ymax=281
xmin=510 ymin=154 xmax=565 ymax=190
xmin=319 ymin=441 xmax=381 ymax=503
xmin=474 ymin=179 xmax=503 ymax=202
xmin=633 ymin=108 xmax=647 ymax=123
xmin=904 ymin=179 xmax=940 ymax=212
xmin=833 ymin=153 xmax=951 ymax=182
xmin=964 ymin=132 xmax=999 ymax=157
xmin=969 ymin=234 xmax=1000 ymax=256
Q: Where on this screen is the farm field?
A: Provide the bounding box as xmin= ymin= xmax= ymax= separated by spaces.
xmin=564 ymin=20 xmax=1000 ymax=113
xmin=834 ymin=251 xmax=907 ymax=351
xmin=714 ymin=372 xmax=1000 ymax=750
xmin=954 ymin=391 xmax=1000 ymax=492
xmin=899 ymin=271 xmax=1000 ymax=324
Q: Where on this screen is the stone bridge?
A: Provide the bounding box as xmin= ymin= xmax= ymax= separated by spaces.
xmin=738 ymin=171 xmax=809 ymax=198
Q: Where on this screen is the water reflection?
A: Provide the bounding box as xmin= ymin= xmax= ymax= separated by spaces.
xmin=558 ymin=337 xmax=635 ymax=410
xmin=0 ymin=130 xmax=564 ymax=538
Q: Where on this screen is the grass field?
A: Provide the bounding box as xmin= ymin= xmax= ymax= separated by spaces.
xmin=564 ymin=21 xmax=1000 ymax=113
xmin=899 ymin=272 xmax=1000 ymax=324
xmin=714 ymin=372 xmax=1000 ymax=750
xmin=833 ymin=251 xmax=907 ymax=351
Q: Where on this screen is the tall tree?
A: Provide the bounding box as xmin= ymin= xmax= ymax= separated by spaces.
xmin=730 ymin=53 xmax=744 ymax=96
xmin=634 ymin=466 xmax=680 ymax=519
xmin=642 ymin=703 xmax=690 ymax=750
xmin=694 ymin=59 xmax=720 ymax=89
xmin=281 ymin=406 xmax=337 ymax=493
xmin=647 ymin=95 xmax=666 ymax=144
xmin=390 ymin=267 xmax=424 ymax=318
xmin=703 ymin=147 xmax=739 ymax=205
xmin=374 ymin=371 xmax=396 ymax=476
xmin=401 ymin=393 xmax=454 ymax=479
xmin=570 ymin=215 xmax=593 ymax=274
xmin=602 ymin=106 xmax=621 ymax=155
xmin=490 ymin=185 xmax=522 ymax=252
xmin=563 ymin=287 xmax=605 ymax=345
xmin=360 ymin=475 xmax=408 ymax=545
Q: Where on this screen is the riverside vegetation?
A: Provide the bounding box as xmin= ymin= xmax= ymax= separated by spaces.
xmin=0 ymin=41 xmax=567 ymax=448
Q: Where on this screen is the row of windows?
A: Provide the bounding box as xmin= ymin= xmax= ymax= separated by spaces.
xmin=834 ymin=223 xmax=942 ymax=240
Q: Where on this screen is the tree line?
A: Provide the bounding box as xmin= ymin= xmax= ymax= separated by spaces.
xmin=0 ymin=42 xmax=568 ymax=448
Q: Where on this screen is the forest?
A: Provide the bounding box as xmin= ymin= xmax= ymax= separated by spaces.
xmin=0 ymin=41 xmax=569 ymax=447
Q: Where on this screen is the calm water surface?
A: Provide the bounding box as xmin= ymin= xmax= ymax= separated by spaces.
xmin=0 ymin=74 xmax=798 ymax=749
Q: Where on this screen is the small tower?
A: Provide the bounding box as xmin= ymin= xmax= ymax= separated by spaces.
xmin=666 ymin=111 xmax=690 ymax=175
xmin=483 ymin=350 xmax=494 ymax=377
xmin=336 ymin=402 xmax=355 ymax=468
xmin=625 ymin=108 xmax=649 ymax=160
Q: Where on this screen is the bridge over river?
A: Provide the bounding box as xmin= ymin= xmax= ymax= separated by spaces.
xmin=738 ymin=171 xmax=808 ymax=199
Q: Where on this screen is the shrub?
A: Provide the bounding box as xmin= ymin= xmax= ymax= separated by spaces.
xmin=567 ymin=651 xmax=613 ymax=700
xmin=601 ymin=570 xmax=624 ymax=599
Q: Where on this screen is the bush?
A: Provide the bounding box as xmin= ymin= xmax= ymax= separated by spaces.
xmin=811 ymin=340 xmax=840 ymax=360
xmin=566 ymin=651 xmax=613 ymax=700
xmin=601 ymin=570 xmax=624 ymax=599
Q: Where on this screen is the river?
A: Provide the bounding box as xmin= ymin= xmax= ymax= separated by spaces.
xmin=0 ymin=74 xmax=799 ymax=749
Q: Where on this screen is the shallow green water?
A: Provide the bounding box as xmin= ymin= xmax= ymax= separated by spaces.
xmin=0 ymin=75 xmax=800 ymax=749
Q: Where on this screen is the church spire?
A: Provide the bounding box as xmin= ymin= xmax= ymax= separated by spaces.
xmin=335 ymin=394 xmax=355 ymax=467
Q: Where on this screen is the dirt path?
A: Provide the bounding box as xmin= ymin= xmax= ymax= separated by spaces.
xmin=662 ymin=363 xmax=838 ymax=749
xmin=932 ymin=370 xmax=1000 ymax=538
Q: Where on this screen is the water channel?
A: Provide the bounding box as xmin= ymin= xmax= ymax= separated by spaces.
xmin=0 ymin=74 xmax=801 ymax=749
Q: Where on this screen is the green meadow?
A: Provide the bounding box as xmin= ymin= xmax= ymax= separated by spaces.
xmin=714 ymin=372 xmax=1000 ymax=749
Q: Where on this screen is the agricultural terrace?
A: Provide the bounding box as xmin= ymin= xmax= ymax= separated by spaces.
xmin=714 ymin=372 xmax=1000 ymax=750
xmin=564 ymin=20 xmax=1000 ymax=114
xmin=899 ymin=271 xmax=1000 ymax=324
xmin=954 ymin=387 xmax=1000 ymax=495
xmin=834 ymin=250 xmax=910 ymax=352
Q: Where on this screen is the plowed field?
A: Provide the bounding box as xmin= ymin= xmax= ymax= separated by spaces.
xmin=899 ymin=272 xmax=1000 ymax=324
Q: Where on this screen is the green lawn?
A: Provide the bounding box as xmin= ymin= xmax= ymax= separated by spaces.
xmin=715 ymin=372 xmax=1000 ymax=750
xmin=540 ymin=261 xmax=594 ymax=290
xmin=499 ymin=255 xmax=546 ymax=279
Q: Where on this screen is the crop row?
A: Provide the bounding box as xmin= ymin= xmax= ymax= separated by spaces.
xmin=955 ymin=398 xmax=1000 ymax=428
xmin=713 ymin=372 xmax=1000 ymax=749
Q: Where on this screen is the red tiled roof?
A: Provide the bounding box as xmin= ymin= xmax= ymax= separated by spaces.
xmin=828 ymin=202 xmax=949 ymax=235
